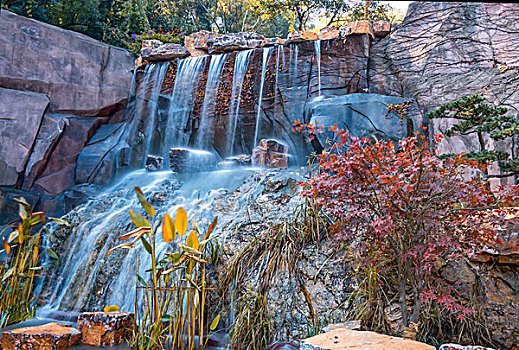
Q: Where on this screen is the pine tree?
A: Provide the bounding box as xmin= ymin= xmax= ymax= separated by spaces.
xmin=427 ymin=94 xmax=519 ymax=178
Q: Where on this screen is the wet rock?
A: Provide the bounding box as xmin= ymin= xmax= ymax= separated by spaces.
xmin=285 ymin=31 xmax=318 ymax=44
xmin=207 ymin=32 xmax=265 ymax=54
xmin=145 ymin=155 xmax=164 ymax=171
xmin=169 ymin=148 xmax=217 ymax=173
xmin=143 ymin=43 xmax=191 ymax=61
xmin=319 ymin=26 xmax=340 ymax=40
xmin=262 ymin=37 xmax=285 ymax=47
xmin=77 ymin=311 xmax=133 ymax=347
xmin=252 ymin=140 xmax=289 ymax=169
xmin=219 ymin=154 xmax=252 ymax=169
xmin=340 ymin=20 xmax=374 ymax=38
xmin=0 ymin=10 xmax=133 ymax=115
xmin=301 ymin=328 xmax=434 ymax=350
xmin=373 ymin=21 xmax=391 ymax=37
xmin=0 ymin=322 xmax=81 ymax=350
xmin=0 ymin=88 xmax=49 ymax=186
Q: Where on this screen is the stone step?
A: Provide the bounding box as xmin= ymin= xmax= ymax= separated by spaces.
xmin=301 ymin=328 xmax=434 ymax=350
xmin=0 ymin=322 xmax=81 ymax=350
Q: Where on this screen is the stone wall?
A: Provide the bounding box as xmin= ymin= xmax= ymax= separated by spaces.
xmin=0 ymin=10 xmax=135 ymax=223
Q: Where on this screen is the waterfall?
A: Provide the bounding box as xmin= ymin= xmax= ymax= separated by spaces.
xmin=253 ymin=47 xmax=274 ymax=147
xmin=227 ymin=49 xmax=254 ymax=155
xmin=196 ymin=53 xmax=228 ymax=149
xmin=164 ymin=56 xmax=208 ymax=156
xmin=314 ymin=40 xmax=321 ymax=96
xmin=142 ymin=62 xmax=169 ymax=163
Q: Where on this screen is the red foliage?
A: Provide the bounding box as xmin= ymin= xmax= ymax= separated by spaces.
xmin=295 ymin=121 xmax=519 ymax=325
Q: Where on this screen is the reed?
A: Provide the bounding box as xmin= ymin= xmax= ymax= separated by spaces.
xmin=108 ymin=187 xmax=220 ymax=350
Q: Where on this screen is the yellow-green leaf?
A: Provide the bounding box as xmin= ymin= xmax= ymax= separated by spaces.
xmin=14 ymin=197 xmax=31 ymax=219
xmin=179 ymin=245 xmax=201 ymax=256
xmin=186 ymin=229 xmax=199 ymax=250
xmin=162 ymin=213 xmax=175 ymax=243
xmin=129 ymin=209 xmax=150 ymax=228
xmin=106 ymin=244 xmax=134 ymax=257
xmin=140 ymin=236 xmax=152 ymax=254
xmin=134 ymin=187 xmax=155 ymax=217
xmin=204 ymin=216 xmax=218 ymax=240
xmin=51 ymin=217 xmax=70 ymax=227
xmin=7 ymin=230 xmax=18 ymax=244
xmin=3 ymin=238 xmax=11 ymax=256
xmin=46 ymin=248 xmax=59 ymax=260
xmin=118 ymin=226 xmax=150 ymax=241
xmin=210 ymin=314 xmax=220 ymax=331
xmin=175 ymin=207 xmax=188 ymax=237
xmin=103 ymin=305 xmax=120 ymax=312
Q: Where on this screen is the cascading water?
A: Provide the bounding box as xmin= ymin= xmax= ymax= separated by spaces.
xmin=314 ymin=40 xmax=321 ymax=96
xmin=196 ymin=54 xmax=228 ymax=149
xmin=227 ymin=49 xmax=254 ymax=155
xmin=142 ymin=62 xmax=169 ymax=163
xmin=164 ymin=56 xmax=208 ymax=155
xmin=253 ymin=47 xmax=274 ymax=147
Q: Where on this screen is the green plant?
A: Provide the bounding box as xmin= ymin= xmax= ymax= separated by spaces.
xmin=427 ymin=94 xmax=519 ymax=178
xmin=0 ymin=198 xmax=61 ymax=327
xmin=108 ymin=187 xmax=220 ymax=350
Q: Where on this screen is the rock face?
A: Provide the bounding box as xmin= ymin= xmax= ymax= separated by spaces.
xmin=77 ymin=311 xmax=133 ymax=346
xmin=369 ymin=2 xmax=519 ymax=177
xmin=207 ymin=32 xmax=265 ymax=54
xmin=0 ymin=10 xmax=134 ymax=222
xmin=0 ymin=322 xmax=81 ymax=350
xmin=300 ymin=329 xmax=434 ymax=350
xmin=252 ymin=139 xmax=289 ymax=169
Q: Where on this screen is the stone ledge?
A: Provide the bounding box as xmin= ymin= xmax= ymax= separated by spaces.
xmin=0 ymin=322 xmax=81 ymax=350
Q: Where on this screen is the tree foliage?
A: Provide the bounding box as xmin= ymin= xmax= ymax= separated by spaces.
xmin=428 ymin=94 xmax=519 ymax=178
xmin=295 ymin=121 xmax=519 ymax=330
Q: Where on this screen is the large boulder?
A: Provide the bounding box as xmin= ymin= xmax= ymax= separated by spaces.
xmin=0 ymin=88 xmax=49 ymax=186
xmin=169 ymin=148 xmax=217 ymax=172
xmin=0 ymin=10 xmax=134 ymax=115
xmin=142 ymin=43 xmax=191 ymax=61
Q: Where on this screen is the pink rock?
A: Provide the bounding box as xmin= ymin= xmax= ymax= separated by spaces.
xmin=143 ymin=43 xmax=190 ymax=61
xmin=319 ymin=26 xmax=340 ymax=40
xmin=77 ymin=311 xmax=133 ymax=347
xmin=373 ymin=21 xmax=391 ymax=37
xmin=286 ymin=31 xmax=318 ymax=44
xmin=0 ymin=322 xmax=81 ymax=350
xmin=252 ymin=139 xmax=288 ymax=169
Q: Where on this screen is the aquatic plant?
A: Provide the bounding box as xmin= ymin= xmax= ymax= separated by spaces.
xmin=108 ymin=187 xmax=220 ymax=350
xmin=0 ymin=198 xmax=61 ymax=327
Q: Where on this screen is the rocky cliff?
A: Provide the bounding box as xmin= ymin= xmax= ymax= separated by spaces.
xmin=0 ymin=10 xmax=134 ymax=223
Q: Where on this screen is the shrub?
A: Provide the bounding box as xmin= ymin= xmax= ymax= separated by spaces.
xmin=295 ymin=121 xmax=519 ymax=329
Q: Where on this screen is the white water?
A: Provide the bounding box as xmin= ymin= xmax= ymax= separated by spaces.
xmin=253 ymin=47 xmax=274 ymax=147
xmin=196 ymin=54 xmax=229 ymax=149
xmin=227 ymin=49 xmax=254 ymax=155
xmin=164 ymin=56 xmax=208 ymax=155
xmin=314 ymin=40 xmax=321 ymax=96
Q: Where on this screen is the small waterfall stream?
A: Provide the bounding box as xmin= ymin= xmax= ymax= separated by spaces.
xmin=227 ymin=49 xmax=254 ymax=155
xmin=314 ymin=40 xmax=321 ymax=96
xmin=253 ymin=47 xmax=274 ymax=147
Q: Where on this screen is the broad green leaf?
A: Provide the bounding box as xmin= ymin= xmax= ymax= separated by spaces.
xmin=51 ymin=217 xmax=70 ymax=227
xmin=186 ymin=230 xmax=199 ymax=250
xmin=2 ymin=267 xmax=15 ymax=282
xmin=106 ymin=244 xmax=134 ymax=257
xmin=175 ymin=207 xmax=188 ymax=237
xmin=103 ymin=305 xmax=120 ymax=312
xmin=14 ymin=197 xmax=31 ymax=219
xmin=204 ymin=217 xmax=218 ymax=240
xmin=162 ymin=213 xmax=175 ymax=243
xmin=46 ymin=248 xmax=59 ymax=260
xmin=2 ymin=238 xmax=11 ymax=256
xmin=140 ymin=236 xmax=152 ymax=254
xmin=134 ymin=187 xmax=155 ymax=217
xmin=179 ymin=245 xmax=201 ymax=256
xmin=118 ymin=226 xmax=150 ymax=241
xmin=210 ymin=314 xmax=220 ymax=331
xmin=129 ymin=210 xmax=150 ymax=228
xmin=136 ymin=273 xmax=148 ymax=287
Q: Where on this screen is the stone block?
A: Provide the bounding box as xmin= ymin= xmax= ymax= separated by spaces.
xmin=143 ymin=43 xmax=190 ymax=61
xmin=169 ymin=148 xmax=217 ymax=173
xmin=319 ymin=26 xmax=340 ymax=40
xmin=340 ymin=20 xmax=374 ymax=39
xmin=207 ymin=32 xmax=264 ymax=54
xmin=373 ymin=21 xmax=391 ymax=37
xmin=145 ymin=155 xmax=164 ymax=171
xmin=252 ymin=139 xmax=288 ymax=169
xmin=0 ymin=322 xmax=81 ymax=350
xmin=286 ymin=31 xmax=318 ymax=44
xmin=77 ymin=311 xmax=133 ymax=347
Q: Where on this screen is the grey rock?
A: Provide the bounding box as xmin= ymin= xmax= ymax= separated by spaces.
xmin=169 ymin=148 xmax=217 ymax=173
xmin=0 ymin=10 xmax=134 ymax=115
xmin=0 ymin=88 xmax=49 ymax=186
xmin=207 ymin=32 xmax=265 ymax=54
xmin=142 ymin=43 xmax=190 ymax=61
xmin=145 ymin=155 xmax=164 ymax=171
